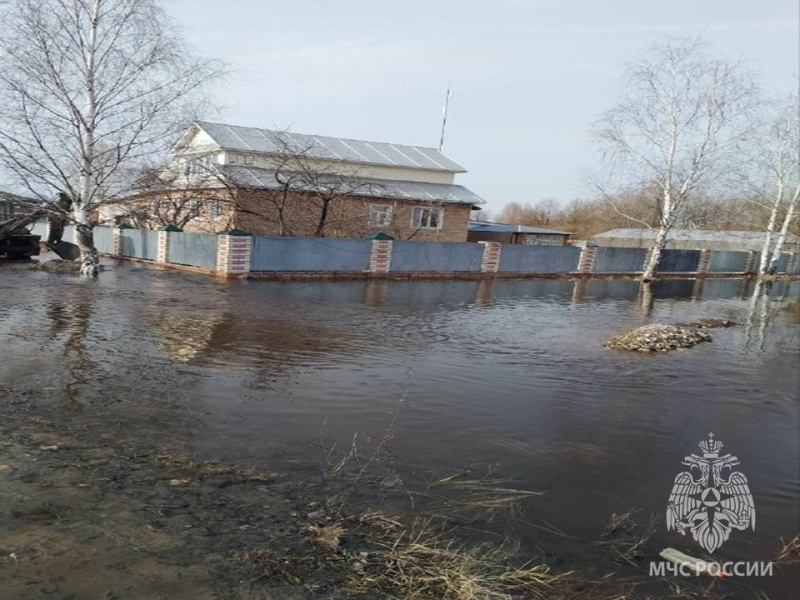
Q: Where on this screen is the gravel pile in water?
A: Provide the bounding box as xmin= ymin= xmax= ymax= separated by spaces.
xmin=604 ymin=324 xmax=713 ymax=353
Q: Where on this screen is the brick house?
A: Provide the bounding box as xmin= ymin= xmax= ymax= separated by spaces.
xmin=110 ymin=122 xmax=484 ymax=242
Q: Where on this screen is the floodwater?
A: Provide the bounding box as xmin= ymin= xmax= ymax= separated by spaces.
xmin=1 ymin=259 xmax=799 ymax=598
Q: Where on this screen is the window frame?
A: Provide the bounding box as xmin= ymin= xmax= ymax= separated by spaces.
xmin=208 ymin=198 xmax=222 ymax=220
xmin=411 ymin=206 xmax=444 ymax=230
xmin=368 ymin=204 xmax=393 ymax=227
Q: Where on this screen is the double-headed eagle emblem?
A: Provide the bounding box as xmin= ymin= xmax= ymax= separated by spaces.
xmin=667 ymin=433 xmax=755 ymax=553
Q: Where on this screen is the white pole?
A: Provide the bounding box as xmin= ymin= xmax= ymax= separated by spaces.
xmin=438 ymin=83 xmax=453 ymax=151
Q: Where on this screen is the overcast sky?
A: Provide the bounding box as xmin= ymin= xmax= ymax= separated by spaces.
xmin=166 ymin=0 xmax=799 ymax=213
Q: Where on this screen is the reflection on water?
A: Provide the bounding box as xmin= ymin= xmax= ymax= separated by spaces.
xmin=1 ymin=266 xmax=798 ymax=597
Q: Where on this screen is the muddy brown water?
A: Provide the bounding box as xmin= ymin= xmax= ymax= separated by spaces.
xmin=1 ymin=259 xmax=798 ymax=599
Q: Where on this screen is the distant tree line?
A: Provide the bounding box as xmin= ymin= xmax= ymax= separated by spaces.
xmin=489 ymin=190 xmax=798 ymax=242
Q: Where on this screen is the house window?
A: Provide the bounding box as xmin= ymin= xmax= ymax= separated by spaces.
xmin=244 ymin=154 xmax=255 ymax=165
xmin=208 ymin=199 xmax=222 ymax=220
xmin=369 ymin=204 xmax=392 ymax=227
xmin=189 ymin=199 xmax=202 ymax=219
xmin=411 ymin=207 xmax=443 ymax=230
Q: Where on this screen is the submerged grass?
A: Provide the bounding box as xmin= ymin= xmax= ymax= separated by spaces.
xmin=775 ymin=533 xmax=800 ymax=564
xmin=347 ymin=517 xmax=561 ymax=600
xmin=595 ymin=509 xmax=659 ymax=566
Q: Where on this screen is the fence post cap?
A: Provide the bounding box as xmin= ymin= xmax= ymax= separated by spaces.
xmin=218 ymin=229 xmax=251 ymax=236
xmin=365 ymin=232 xmax=394 ymax=240
xmin=158 ymin=224 xmax=183 ymax=232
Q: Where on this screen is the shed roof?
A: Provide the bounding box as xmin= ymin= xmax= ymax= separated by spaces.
xmin=593 ymin=228 xmax=800 ymax=244
xmin=183 ymin=121 xmax=467 ymax=173
xmin=468 ymin=221 xmax=571 ymax=235
xmin=225 ymin=166 xmax=483 ymax=206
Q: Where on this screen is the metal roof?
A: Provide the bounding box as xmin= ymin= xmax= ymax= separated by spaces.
xmin=469 ymin=221 xmax=571 ymax=235
xmin=593 ymin=228 xmax=800 ymax=244
xmin=225 ymin=166 xmax=483 ymax=205
xmin=191 ymin=121 xmax=467 ymax=173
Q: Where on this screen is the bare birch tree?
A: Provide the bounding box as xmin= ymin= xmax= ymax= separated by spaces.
xmin=116 ymin=162 xmax=240 ymax=230
xmin=0 ymin=0 xmax=222 ymax=275
xmin=751 ymin=92 xmax=800 ymax=275
xmin=593 ymin=37 xmax=758 ymax=280
xmin=248 ymin=132 xmax=384 ymax=237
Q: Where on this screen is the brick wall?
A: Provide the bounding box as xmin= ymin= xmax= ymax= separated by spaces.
xmin=234 ymin=189 xmax=472 ymax=242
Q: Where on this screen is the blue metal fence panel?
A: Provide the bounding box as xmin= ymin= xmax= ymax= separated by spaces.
xmin=251 ymin=236 xmax=371 ymax=271
xmin=657 ymin=249 xmax=700 ymax=272
xmin=93 ymin=226 xmax=114 ymax=254
xmin=775 ymin=253 xmax=789 ymax=273
xmin=498 ymin=245 xmax=580 ymax=273
xmin=63 ymin=225 xmax=75 ymax=243
xmin=390 ymin=241 xmax=483 ymax=272
xmin=708 ymin=251 xmax=748 ymax=273
xmin=593 ymin=247 xmax=647 ymax=272
xmin=168 ymin=232 xmax=218 ymax=268
xmin=121 ymin=229 xmax=158 ymax=260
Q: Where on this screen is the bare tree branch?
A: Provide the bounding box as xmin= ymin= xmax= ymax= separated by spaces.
xmin=0 ymin=0 xmax=224 ymax=275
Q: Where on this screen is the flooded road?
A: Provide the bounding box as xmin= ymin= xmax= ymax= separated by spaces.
xmin=1 ymin=260 xmax=798 ymax=598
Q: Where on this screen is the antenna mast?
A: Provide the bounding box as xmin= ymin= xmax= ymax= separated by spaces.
xmin=438 ymin=83 xmax=453 ymax=151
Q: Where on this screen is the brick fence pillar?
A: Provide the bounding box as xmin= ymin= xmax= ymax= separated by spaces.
xmin=368 ymin=240 xmax=392 ymax=274
xmin=112 ymin=227 xmax=123 ymax=256
xmin=697 ymin=249 xmax=711 ymax=273
xmin=479 ymin=241 xmax=501 ymax=273
xmin=785 ymin=253 xmax=798 ymax=274
xmin=156 ymin=230 xmax=171 ymax=264
xmin=744 ymin=250 xmax=757 ymax=274
xmin=216 ymin=234 xmax=252 ymax=277
xmin=578 ymin=246 xmax=597 ymax=273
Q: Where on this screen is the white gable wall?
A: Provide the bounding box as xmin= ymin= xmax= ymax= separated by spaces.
xmin=224 ymin=152 xmax=455 ymax=184
xmin=177 ymin=134 xmax=456 ymax=185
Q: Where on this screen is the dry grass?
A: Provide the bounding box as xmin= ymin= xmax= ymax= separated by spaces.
xmin=238 ymin=549 xmax=302 ymax=585
xmin=775 ymin=533 xmax=800 ymax=564
xmin=348 ymin=518 xmax=561 ymax=600
xmin=154 ymin=454 xmax=273 ymax=482
xmin=355 ymin=509 xmax=403 ymax=532
xmin=306 ymin=522 xmax=346 ymax=551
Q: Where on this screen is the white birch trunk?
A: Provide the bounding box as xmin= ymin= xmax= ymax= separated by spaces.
xmin=766 ymin=185 xmax=799 ymax=273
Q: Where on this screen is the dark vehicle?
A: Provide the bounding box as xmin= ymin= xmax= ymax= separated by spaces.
xmin=0 ymin=200 xmax=41 ymax=259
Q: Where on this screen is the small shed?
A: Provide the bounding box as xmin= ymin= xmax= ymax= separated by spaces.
xmin=467 ymin=221 xmax=571 ymax=246
xmin=591 ymin=229 xmax=800 ymax=253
